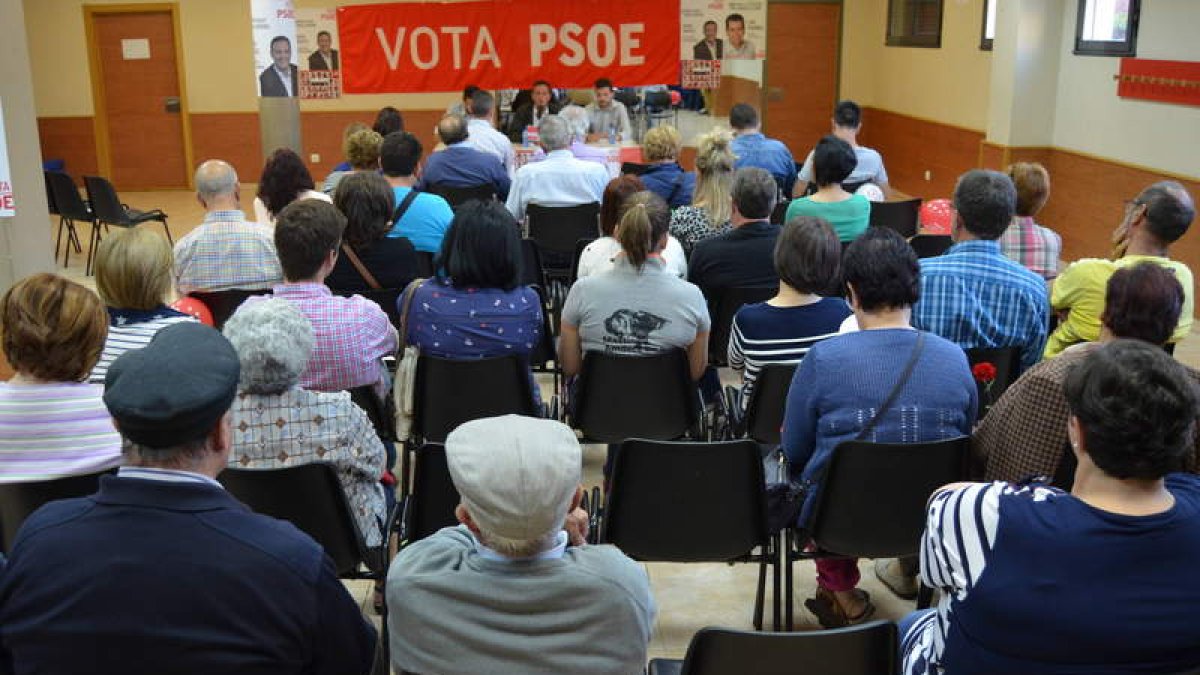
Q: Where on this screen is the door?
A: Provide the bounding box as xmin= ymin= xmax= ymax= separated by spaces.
xmin=89 ymin=8 xmax=190 ymax=190
xmin=765 ymin=3 xmax=841 ymax=160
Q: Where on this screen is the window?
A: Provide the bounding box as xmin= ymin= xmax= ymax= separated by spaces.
xmin=886 ymin=0 xmax=944 ymax=48
xmin=1074 ymin=0 xmax=1140 ymax=56
xmin=980 ymin=0 xmax=997 ymax=51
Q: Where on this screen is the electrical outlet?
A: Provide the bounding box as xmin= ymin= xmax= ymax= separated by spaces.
xmin=310 ymin=153 xmax=321 ymax=164
xmin=924 ymin=170 xmax=932 ymax=181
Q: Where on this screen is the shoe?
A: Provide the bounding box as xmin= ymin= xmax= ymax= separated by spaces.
xmin=875 ymin=558 xmax=919 ymax=600
xmin=804 ymin=587 xmax=875 ymax=629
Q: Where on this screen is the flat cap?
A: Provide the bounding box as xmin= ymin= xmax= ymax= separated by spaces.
xmin=104 ymin=322 xmax=241 ymax=449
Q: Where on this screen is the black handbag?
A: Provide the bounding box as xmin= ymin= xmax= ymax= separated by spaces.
xmin=765 ymin=331 xmax=926 ymax=533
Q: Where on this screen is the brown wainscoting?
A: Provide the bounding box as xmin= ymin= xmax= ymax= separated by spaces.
xmin=857 ymin=107 xmax=985 ymax=200
xmin=190 ymin=112 xmax=262 ymax=182
xmin=37 ymin=117 xmax=100 ymax=182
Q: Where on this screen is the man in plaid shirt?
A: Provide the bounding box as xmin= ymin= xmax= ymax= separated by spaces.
xmin=245 ymin=199 xmax=396 ymax=395
xmin=173 ymin=160 xmax=282 ymax=295
xmin=913 ymin=170 xmax=1049 ymax=374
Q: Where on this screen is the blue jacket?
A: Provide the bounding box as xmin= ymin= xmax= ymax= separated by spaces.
xmin=639 ymin=163 xmax=696 ymax=208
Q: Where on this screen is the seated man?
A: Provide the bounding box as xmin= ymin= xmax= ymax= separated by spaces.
xmin=251 ymin=200 xmax=397 ymax=395
xmin=584 ymin=78 xmax=632 ymax=141
xmin=689 ymin=167 xmax=781 ymax=291
xmin=902 ymin=340 xmax=1200 ymax=674
xmin=0 ymin=322 xmax=376 ymax=673
xmin=416 ymin=114 xmax=511 ymax=200
xmin=796 ymin=100 xmax=889 ymax=197
xmin=730 ymin=103 xmax=797 ymax=198
xmin=461 ymin=89 xmax=516 ymax=173
xmin=387 ymin=415 xmax=656 ymax=675
xmin=173 ymin=159 xmax=282 ymax=294
xmin=507 ymin=79 xmax=562 ymax=142
xmin=1046 ymin=181 xmax=1194 ymax=357
xmin=912 ymin=170 xmax=1049 ymax=374
xmin=505 ymin=115 xmax=609 ymax=222
xmin=975 ymin=262 xmax=1200 ymax=482
xmin=558 ymin=105 xmax=610 ymax=166
xmin=445 ymin=84 xmax=479 ymax=117
xmin=380 ymin=131 xmax=454 ymax=254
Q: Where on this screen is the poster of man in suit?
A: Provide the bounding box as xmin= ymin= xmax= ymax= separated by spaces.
xmin=251 ymin=0 xmax=298 ymax=98
xmin=296 ymin=8 xmax=341 ymax=99
xmin=679 ymin=0 xmax=765 ymax=61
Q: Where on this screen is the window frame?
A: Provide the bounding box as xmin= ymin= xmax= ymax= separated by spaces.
xmin=980 ymin=0 xmax=996 ymax=51
xmin=885 ymin=0 xmax=944 ymax=49
xmin=1073 ymin=0 xmax=1140 ymax=57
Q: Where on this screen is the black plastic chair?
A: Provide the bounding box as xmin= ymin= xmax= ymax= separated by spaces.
xmin=83 ymin=175 xmax=172 ymax=244
xmin=770 ymin=199 xmax=790 ymax=225
xmin=44 ymin=171 xmax=82 ymax=265
xmin=188 ymin=289 xmax=261 ymax=330
xmin=965 ymin=346 xmax=1021 ymax=419
xmin=909 ymin=234 xmax=953 ymax=258
xmin=647 ymin=620 xmax=898 ymax=675
xmin=528 ymin=283 xmax=561 ymax=394
xmin=0 ymin=470 xmax=113 ymax=553
xmin=569 ymin=237 xmax=595 ymax=284
xmin=45 ymin=170 xmax=94 ymax=271
xmin=347 ymin=384 xmax=395 ymax=443
xmin=527 ymin=202 xmax=600 ymax=276
xmin=600 ymin=439 xmax=780 ymax=630
xmin=426 ymin=183 xmax=496 ymax=209
xmin=415 ymin=251 xmax=436 ymax=278
xmin=786 ymin=436 xmax=970 ymax=628
xmin=705 ymin=286 xmax=777 ymax=367
xmin=868 ymin=198 xmax=921 ymax=239
xmin=519 ymin=238 xmax=545 ymax=289
xmin=397 ymin=444 xmax=460 ymax=545
xmin=571 ymin=350 xmax=702 ymax=444
xmin=620 ymin=162 xmax=650 ymax=176
xmin=743 ymin=364 xmax=798 ymax=445
xmin=643 ymin=90 xmax=677 ymax=130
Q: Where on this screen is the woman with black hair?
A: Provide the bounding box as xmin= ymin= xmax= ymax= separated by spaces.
xmin=784 ymin=135 xmax=870 ymax=242
xmin=902 ymin=339 xmax=1200 ymax=674
xmin=253 ymin=147 xmax=331 ymax=225
xmin=326 ymin=171 xmax=419 ymax=294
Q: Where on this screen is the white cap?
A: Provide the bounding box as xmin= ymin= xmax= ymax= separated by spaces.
xmin=445 ymin=415 xmax=582 ymax=541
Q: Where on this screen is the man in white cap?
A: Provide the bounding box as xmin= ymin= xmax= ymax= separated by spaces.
xmin=386 ymin=415 xmax=656 ymax=675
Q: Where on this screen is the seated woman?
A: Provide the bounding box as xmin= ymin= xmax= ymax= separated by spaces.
xmin=325 ymin=121 xmax=368 ymax=174
xmin=999 ymin=161 xmax=1062 ymax=280
xmin=561 ymin=191 xmax=710 ymax=383
xmin=577 ymin=175 xmax=687 ymax=280
xmin=902 ymin=339 xmax=1200 ymax=674
xmin=402 ymin=200 xmax=543 ymax=405
xmin=785 ymin=135 xmax=871 ymax=243
xmin=637 ymin=125 xmax=696 ymax=209
xmin=326 ymin=171 xmax=419 ymax=294
xmin=782 ymin=227 xmax=976 ymax=627
xmin=728 ymin=216 xmax=851 ymax=411
xmin=253 ymin=147 xmax=332 ymax=226
xmin=89 ymin=228 xmax=196 ymax=383
xmin=323 ymin=127 xmax=383 ymax=196
xmin=0 ymin=273 xmax=121 ymax=482
xmin=669 ymin=128 xmax=736 ymax=255
xmin=223 ymin=298 xmax=387 ymax=547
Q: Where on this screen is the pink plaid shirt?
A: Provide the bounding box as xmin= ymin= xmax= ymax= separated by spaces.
xmin=999 ymin=216 xmax=1062 ymax=280
xmin=248 ymin=283 xmax=397 ymax=393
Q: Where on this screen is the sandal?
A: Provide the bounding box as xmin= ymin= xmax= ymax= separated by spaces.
xmin=804 ymin=587 xmax=875 ymax=629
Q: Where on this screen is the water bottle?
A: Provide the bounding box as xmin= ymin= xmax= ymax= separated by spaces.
xmin=521 ymin=127 xmax=530 ymax=147
xmin=608 ymin=126 xmax=617 ymax=145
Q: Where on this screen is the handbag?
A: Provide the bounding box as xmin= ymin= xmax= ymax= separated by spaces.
xmin=391 ymin=277 xmax=426 ymax=441
xmin=765 ymin=331 xmax=927 ymax=533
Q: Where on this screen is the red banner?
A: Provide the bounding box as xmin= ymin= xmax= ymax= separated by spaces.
xmin=337 ymin=0 xmax=681 ymax=93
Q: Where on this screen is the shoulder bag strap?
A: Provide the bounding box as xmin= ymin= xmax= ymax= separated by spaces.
xmin=339 ymin=244 xmax=381 ymax=290
xmin=397 ymin=277 xmax=427 ymax=350
xmin=856 ymin=331 xmax=926 ymax=441
xmin=391 ymin=188 xmax=420 ymax=227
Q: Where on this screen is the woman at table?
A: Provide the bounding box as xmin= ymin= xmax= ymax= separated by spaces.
xmin=669 ymin=128 xmax=735 ymax=255
xmin=637 ymin=125 xmax=695 ymax=209
xmin=785 ymin=135 xmax=870 ymax=243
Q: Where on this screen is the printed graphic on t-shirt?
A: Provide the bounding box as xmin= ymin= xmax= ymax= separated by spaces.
xmin=603 ymin=309 xmax=669 ymax=354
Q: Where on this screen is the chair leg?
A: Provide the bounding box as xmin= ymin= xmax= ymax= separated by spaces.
xmin=753 ymin=553 xmax=766 ymax=631
xmin=55 ymin=217 xmax=65 ymax=263
xmin=85 ymin=221 xmax=102 ymax=276
xmin=784 ymin=529 xmax=795 ymax=631
xmin=771 ymin=536 xmax=782 ymax=631
xmin=399 ymin=440 xmax=413 ymax=496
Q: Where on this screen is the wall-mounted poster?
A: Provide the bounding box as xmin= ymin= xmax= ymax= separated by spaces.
xmin=0 ymin=99 xmax=14 ymax=217
xmin=680 ymin=0 xmax=765 ymax=61
xmin=297 ymin=8 xmax=341 ymax=99
xmin=251 ymin=0 xmax=299 ymax=98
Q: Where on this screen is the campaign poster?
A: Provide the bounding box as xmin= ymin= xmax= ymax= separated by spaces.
xmin=0 ymin=99 xmax=13 ymax=217
xmin=296 ymin=8 xmax=341 ymax=99
xmin=680 ymin=0 xmax=765 ymax=61
xmin=251 ymin=0 xmax=299 ymax=98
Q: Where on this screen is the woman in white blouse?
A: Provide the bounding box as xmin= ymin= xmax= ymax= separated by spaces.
xmin=576 ymin=175 xmax=687 ymax=279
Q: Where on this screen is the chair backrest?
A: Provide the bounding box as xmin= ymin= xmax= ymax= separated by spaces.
xmin=347 ymin=384 xmax=395 ymax=442
xmin=620 ymin=162 xmax=650 ymax=176
xmin=188 ymin=289 xmax=261 ymax=330
xmin=413 ymin=354 xmax=537 ymax=443
xmin=527 ymin=203 xmax=600 ymax=269
xmin=614 ymin=89 xmax=640 ymax=110
xmin=427 ymin=183 xmax=496 ymax=209
xmin=45 ymin=171 xmax=93 ymax=222
xmin=1051 ymin=441 xmax=1077 ymax=491
xmin=868 ymin=198 xmax=922 ymax=239
xmin=405 ymin=444 xmax=461 ymax=543
xmin=219 ymin=463 xmax=372 ymax=576
xmin=644 ymin=90 xmax=672 ymax=110
xmin=744 ymin=364 xmax=798 ymax=445
xmin=43 ymin=171 xmax=59 ymax=216
xmin=602 ymin=439 xmax=767 ymax=561
xmin=519 ymin=238 xmax=545 ymax=288
xmin=0 ymin=470 xmax=112 ymax=553
xmin=527 ymin=284 xmax=558 ymax=370
xmin=808 ymin=436 xmax=970 ymax=558
xmin=770 ymin=199 xmax=790 ymax=225
xmin=965 ymin=346 xmax=1021 ymax=417
xmin=677 ymin=621 xmax=897 ymax=675
xmin=415 ymin=251 xmax=436 ymax=278
xmin=83 ymin=175 xmax=131 ymax=226
xmin=569 ymin=237 xmax=594 ymax=284
xmin=705 ymin=286 xmax=777 ymax=367
xmin=574 ymin=350 xmax=699 ymax=443
xmin=909 ymin=234 xmax=953 ymax=258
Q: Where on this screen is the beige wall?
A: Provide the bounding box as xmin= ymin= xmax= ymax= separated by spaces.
xmin=841 ymin=0 xmax=993 ymax=131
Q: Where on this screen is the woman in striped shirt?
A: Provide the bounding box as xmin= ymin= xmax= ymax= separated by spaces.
xmin=89 ymin=228 xmax=196 ymax=384
xmin=0 ymin=273 xmax=122 ymax=482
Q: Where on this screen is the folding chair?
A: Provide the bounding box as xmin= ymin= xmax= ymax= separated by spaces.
xmin=704 ymin=286 xmax=777 ymax=367
xmin=188 ymin=289 xmax=261 ymax=330
xmin=83 ymin=175 xmax=173 ymax=245
xmin=569 ymin=237 xmax=595 ymax=285
xmin=647 ymin=620 xmax=898 ymax=675
xmin=965 ymin=346 xmax=1021 ymax=418
xmin=44 ymin=170 xmax=94 ymax=270
xmin=908 ymin=234 xmax=953 ymax=258
xmin=425 ymin=183 xmax=496 ymax=209
xmin=396 ymin=443 xmax=460 ymax=545
xmin=527 ymin=202 xmax=600 ymax=278
xmin=569 ymin=349 xmax=703 ymax=444
xmin=868 ymin=198 xmax=922 ymax=239
xmin=0 ymin=470 xmax=113 ymax=553
xmin=741 ymin=364 xmax=798 ymax=445
xmin=599 ymin=439 xmax=781 ymax=630
xmin=785 ymin=436 xmax=970 ymax=628
xmin=44 ymin=171 xmax=82 ymax=265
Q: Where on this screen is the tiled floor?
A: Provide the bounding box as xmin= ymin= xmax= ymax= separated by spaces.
xmin=45 ymin=188 xmax=1200 ymax=663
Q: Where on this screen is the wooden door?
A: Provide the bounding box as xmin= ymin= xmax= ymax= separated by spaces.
xmin=764 ymin=3 xmax=841 ymax=160
xmin=90 ymin=10 xmax=189 ymax=189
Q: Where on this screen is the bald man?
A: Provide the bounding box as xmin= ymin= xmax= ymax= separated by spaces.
xmin=416 ymin=114 xmax=511 ymax=200
xmin=173 ymin=160 xmax=282 ymax=294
